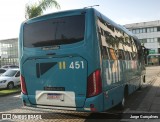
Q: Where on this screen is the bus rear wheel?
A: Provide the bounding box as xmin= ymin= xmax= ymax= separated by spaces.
xmin=143 ymin=75 xmax=146 ymax=83
xmin=118 ymin=86 xmax=128 ymax=110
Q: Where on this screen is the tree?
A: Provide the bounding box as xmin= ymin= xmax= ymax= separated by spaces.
xmin=25 ymin=0 xmax=60 ymax=19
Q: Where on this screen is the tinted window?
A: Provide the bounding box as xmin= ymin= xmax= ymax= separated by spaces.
xmin=118 ymin=50 xmax=125 ymax=60
xmin=15 ymin=71 xmax=20 ymax=77
xmin=24 ymin=15 xmax=85 ymax=47
xmin=10 ymin=66 xmax=19 ymax=68
xmin=108 ymin=48 xmax=117 ymax=60
xmin=2 ymin=66 xmax=8 ymax=68
xmin=132 ymin=52 xmax=138 ymax=60
xmin=0 ymin=69 xmax=6 ymax=73
xmin=102 ymin=46 xmax=109 ymax=59
xmin=125 ymin=51 xmax=131 ymax=60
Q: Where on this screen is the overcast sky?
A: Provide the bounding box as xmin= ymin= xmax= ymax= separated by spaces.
xmin=0 ymin=0 xmax=160 ymax=40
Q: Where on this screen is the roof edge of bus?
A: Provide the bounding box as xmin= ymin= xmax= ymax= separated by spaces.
xmin=24 ymin=8 xmax=95 ymax=24
xmin=95 ymin=10 xmax=120 ymax=31
xmin=93 ymin=9 xmax=136 ymax=39
xmin=23 ymin=7 xmax=139 ymax=43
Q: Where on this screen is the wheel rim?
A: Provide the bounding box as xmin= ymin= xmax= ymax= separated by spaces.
xmin=8 ymin=83 xmax=13 ymax=89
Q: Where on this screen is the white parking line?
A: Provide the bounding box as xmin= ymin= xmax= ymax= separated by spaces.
xmin=13 ymin=94 xmax=21 ymax=98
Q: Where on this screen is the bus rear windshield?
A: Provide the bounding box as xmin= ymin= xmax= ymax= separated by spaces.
xmin=24 ymin=15 xmax=85 ymax=48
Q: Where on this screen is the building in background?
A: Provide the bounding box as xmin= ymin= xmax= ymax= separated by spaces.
xmin=0 ymin=38 xmax=18 ymax=67
xmin=125 ymin=20 xmax=160 ymax=65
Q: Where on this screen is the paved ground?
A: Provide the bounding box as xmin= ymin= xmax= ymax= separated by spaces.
xmin=145 ymin=66 xmax=160 ymax=84
xmin=120 ymin=66 xmax=160 ymax=122
xmin=0 ymin=66 xmax=160 ymax=122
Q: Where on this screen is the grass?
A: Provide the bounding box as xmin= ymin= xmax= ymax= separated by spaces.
xmin=0 ymin=87 xmax=21 ymax=96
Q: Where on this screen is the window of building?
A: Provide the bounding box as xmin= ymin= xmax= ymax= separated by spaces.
xmin=133 ymin=28 xmax=147 ymax=34
xmin=142 ymin=39 xmax=147 ymax=43
xmin=147 ymin=28 xmax=150 ymax=33
xmin=135 ymin=29 xmax=140 ymax=34
xmin=158 ymin=38 xmax=160 ymax=43
xmin=147 ymin=27 xmax=157 ymax=33
xmin=154 ymin=27 xmax=157 ymax=32
xmin=139 ymin=28 xmax=143 ymax=33
xmin=128 ymin=29 xmax=132 ymax=32
xmin=151 ymin=38 xmax=153 ymax=43
xmin=143 ymin=28 xmax=146 ymax=33
xmin=147 ymin=38 xmax=155 ymax=43
xmin=150 ymin=28 xmax=154 ymax=32
xmin=157 ymin=27 xmax=160 ymax=31
xmin=132 ymin=29 xmax=136 ymax=34
xmin=139 ymin=39 xmax=147 ymax=44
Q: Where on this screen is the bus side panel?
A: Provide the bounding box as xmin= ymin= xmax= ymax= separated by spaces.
xmin=103 ymin=86 xmax=124 ymax=110
xmin=127 ymin=77 xmax=141 ymax=95
xmin=124 ymin=60 xmax=132 ymax=82
xmin=102 ymin=59 xmax=125 ymax=110
xmin=82 ymin=93 xmax=104 ymax=112
xmin=127 ymin=60 xmax=139 ymax=95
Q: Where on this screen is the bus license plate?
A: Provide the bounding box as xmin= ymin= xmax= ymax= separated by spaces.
xmin=47 ymin=93 xmax=63 ymax=100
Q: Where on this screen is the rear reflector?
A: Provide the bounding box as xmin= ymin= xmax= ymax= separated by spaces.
xmin=20 ymin=75 xmax=27 ymax=95
xmin=90 ymin=104 xmax=97 ymax=112
xmin=87 ymin=70 xmax=102 ymax=98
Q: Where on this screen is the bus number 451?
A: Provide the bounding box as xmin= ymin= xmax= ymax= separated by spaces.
xmin=69 ymin=61 xmax=84 ymax=69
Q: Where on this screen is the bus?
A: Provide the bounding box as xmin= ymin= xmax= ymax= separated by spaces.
xmin=19 ymin=8 xmax=147 ymax=112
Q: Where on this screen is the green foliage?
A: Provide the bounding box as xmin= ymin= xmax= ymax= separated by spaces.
xmin=25 ymin=0 xmax=60 ymax=19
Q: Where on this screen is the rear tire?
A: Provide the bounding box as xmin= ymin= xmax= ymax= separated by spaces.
xmin=139 ymin=75 xmax=145 ymax=90
xmin=7 ymin=82 xmax=14 ymax=89
xmin=117 ymin=86 xmax=128 ymax=110
xmin=143 ymin=75 xmax=146 ymax=83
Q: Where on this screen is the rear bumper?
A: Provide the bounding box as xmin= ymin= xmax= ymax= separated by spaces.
xmin=21 ymin=92 xmax=104 ymax=112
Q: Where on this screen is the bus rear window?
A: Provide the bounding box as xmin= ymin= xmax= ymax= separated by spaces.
xmin=24 ymin=15 xmax=85 ymax=47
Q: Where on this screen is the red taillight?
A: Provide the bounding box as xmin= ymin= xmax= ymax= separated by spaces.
xmin=20 ymin=75 xmax=27 ymax=95
xmin=87 ymin=70 xmax=102 ymax=98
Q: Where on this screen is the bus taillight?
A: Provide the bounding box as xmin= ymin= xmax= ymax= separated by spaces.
xmin=87 ymin=70 xmax=102 ymax=98
xmin=20 ymin=75 xmax=27 ymax=95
